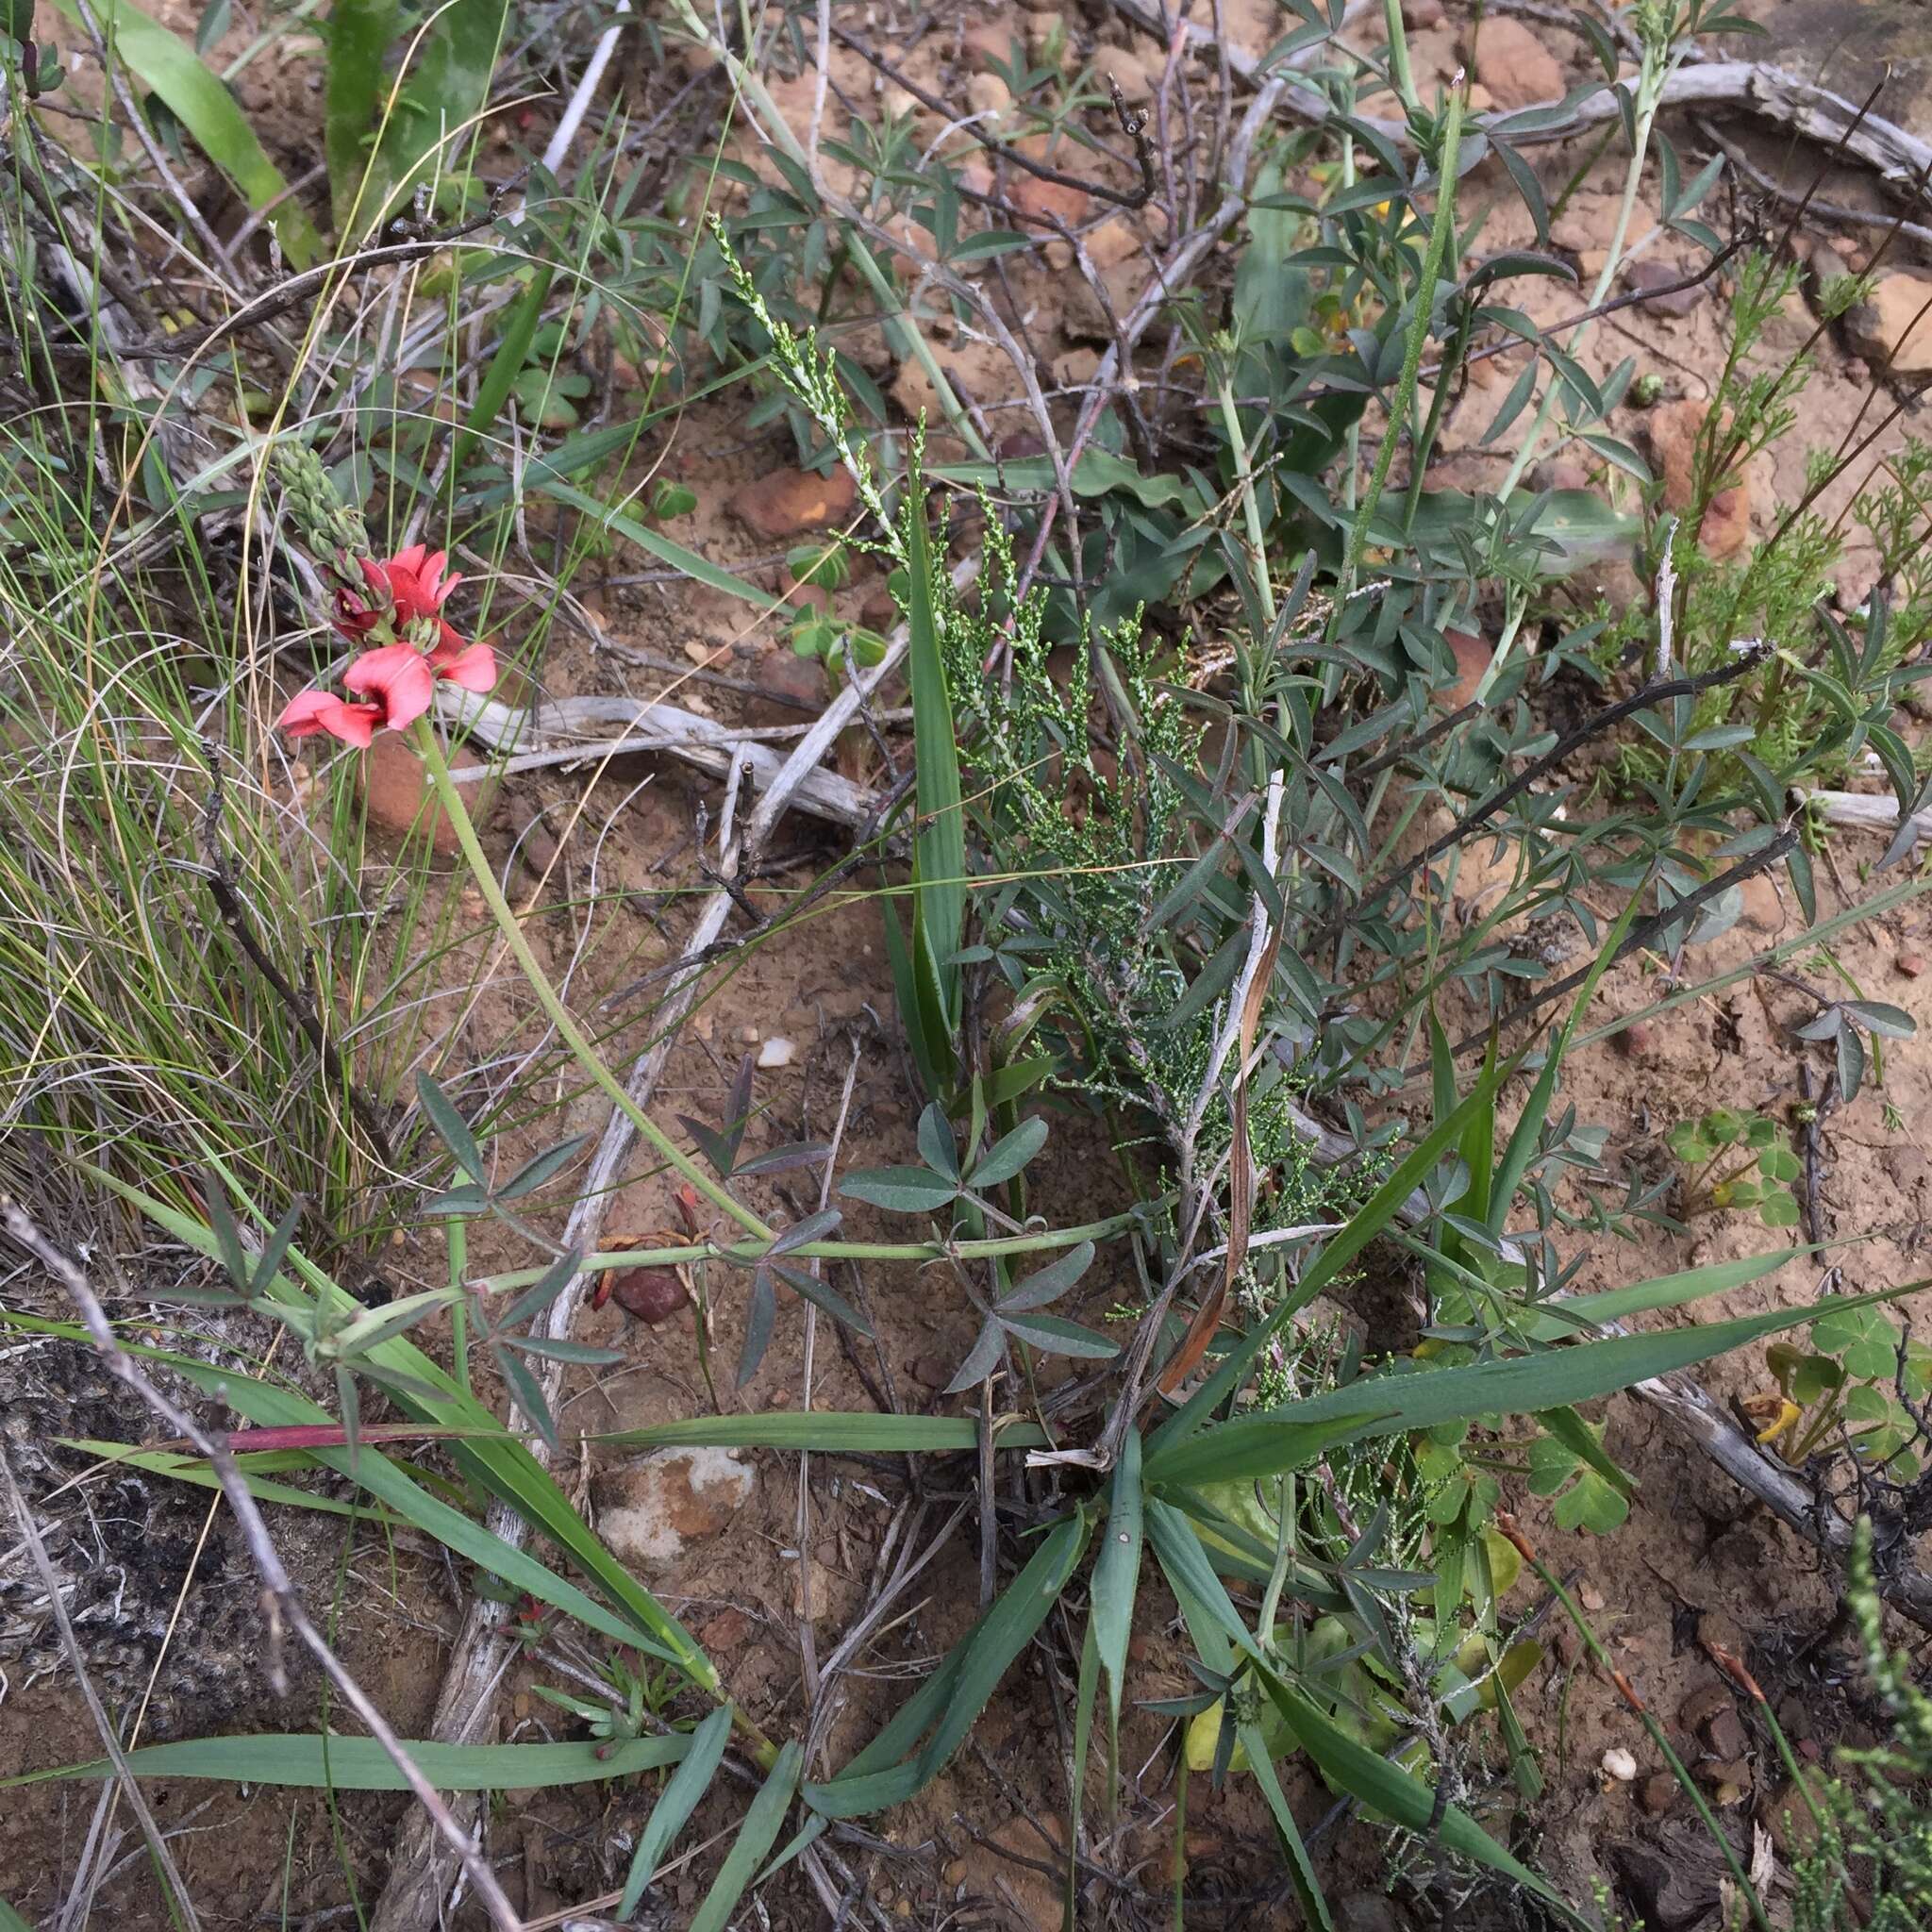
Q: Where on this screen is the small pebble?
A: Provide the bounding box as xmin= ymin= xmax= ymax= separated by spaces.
xmin=1613 ymin=1020 xmax=1654 ymax=1058
xmin=757 ymin=1036 xmax=796 ymax=1069
xmin=1639 ymin=1772 xmax=1677 ymax=1815
xmin=1580 ymin=1582 xmax=1607 ymax=1611
xmin=1899 ymin=950 xmax=1925 ymax=978
xmin=1603 ymin=1747 xmax=1639 ymax=1781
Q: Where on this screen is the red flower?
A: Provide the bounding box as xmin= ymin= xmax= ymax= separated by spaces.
xmin=342 ymin=643 xmax=437 ymax=732
xmin=427 ymin=626 xmax=498 ymax=692
xmin=372 ymin=543 xmax=461 ymax=626
xmin=333 ymin=543 xmax=462 ymax=641
xmin=277 ymin=687 xmax=383 ymax=747
xmin=283 ymin=542 xmax=497 ymax=747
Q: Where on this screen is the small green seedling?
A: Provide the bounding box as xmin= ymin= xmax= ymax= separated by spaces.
xmin=783 ymin=539 xmax=891 ymax=672
xmin=1665 ymin=1108 xmax=1802 ymax=1229
xmin=1748 ymin=1311 xmax=1932 ymax=1475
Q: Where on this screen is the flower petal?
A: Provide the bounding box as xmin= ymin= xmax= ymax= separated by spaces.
xmin=344 ymin=643 xmax=436 ymax=730
xmin=277 ymin=689 xmax=382 ymax=746
xmin=434 ymin=641 xmax=498 ymax=692
xmin=321 ymin=701 xmax=384 ymax=748
xmin=277 ymin=689 xmax=340 ymax=737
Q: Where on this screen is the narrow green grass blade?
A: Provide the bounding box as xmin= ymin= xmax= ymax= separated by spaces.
xmin=454 ymin=262 xmax=556 ymax=475
xmin=1064 ymin=1614 xmax=1100 ymax=1932
xmin=689 ymin=1741 xmax=803 ymax=1932
xmin=542 ymin=481 xmax=781 ymax=610
xmin=4 ymin=1733 xmax=687 ymax=1791
xmin=324 ymin=0 xmax=400 ymax=228
xmin=597 ymin=1414 xmax=1046 ymax=1454
xmin=92 ymin=1165 xmax=719 ymax=1691
xmin=619 ymin=1705 xmax=731 ymax=1916
xmin=1490 ymin=898 xmax=1638 ymax=1227
xmin=1527 ymin=1247 xmax=1806 ymax=1339
xmin=804 ymin=1514 xmax=1091 ymax=1817
xmin=61 ymin=1441 xmax=390 ymax=1520
xmin=1091 ymin=1427 xmax=1142 ymax=1729
xmin=1147 ymin=1502 xmax=1332 ymax=1931
xmin=0 ymin=1895 xmax=28 ymax=1932
xmin=52 ymin=0 xmax=321 ymax=265
xmin=903 ymin=472 xmax=965 ymax=1035
xmin=1249 ymin=1657 xmax=1589 ymax=1928
xmin=365 ymin=0 xmax=508 ymax=220
xmin=1147 ymin=1288 xmax=1907 ymax=1489
xmin=159 ymin=1356 xmax=682 ymax=1661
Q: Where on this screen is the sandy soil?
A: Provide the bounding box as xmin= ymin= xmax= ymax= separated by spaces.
xmin=4 ymin=1 xmax=1931 ymax=1927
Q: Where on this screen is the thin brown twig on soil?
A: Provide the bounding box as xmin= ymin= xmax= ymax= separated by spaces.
xmin=0 ymin=1200 xmax=529 ymax=1932
xmin=1 ymin=1448 xmax=207 ymax=1932
xmin=1697 ymin=120 xmax=1932 ymax=253
xmin=113 ymin=207 xmax=506 ymax=363
xmin=1341 ymin=647 xmax=1773 ymax=942
xmin=1415 ymin=231 xmax=1758 ymax=394
xmin=1108 ymin=6 xmax=1932 ymax=192
xmin=1455 ymin=827 xmax=1799 ymax=1053
xmin=198 ymin=756 xmax=398 ymax=1169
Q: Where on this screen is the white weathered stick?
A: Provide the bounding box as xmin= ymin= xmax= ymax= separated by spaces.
xmin=1112 ymin=2 xmax=1932 ymax=191
xmin=435 ymin=689 xmax=882 ymax=830
xmin=1796 ymin=787 xmax=1932 ymax=851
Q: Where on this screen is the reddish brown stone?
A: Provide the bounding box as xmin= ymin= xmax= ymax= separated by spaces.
xmin=729 ymin=464 xmax=857 ymax=540
xmin=357 ymin=733 xmax=491 ymax=855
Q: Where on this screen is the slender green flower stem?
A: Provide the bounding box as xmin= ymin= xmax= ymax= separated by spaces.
xmin=1330 ymin=82 xmax=1465 ymax=628
xmin=409 ymin=718 xmax=772 ymax=1243
xmin=1216 ymin=366 xmax=1276 ymax=632
xmin=414 ymin=721 xmax=784 ymax=1766
xmin=1381 ymin=0 xmax=1417 ymax=113
xmin=475 ymin=1208 xmax=1154 ymax=1295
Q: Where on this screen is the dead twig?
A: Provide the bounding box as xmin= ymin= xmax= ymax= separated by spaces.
xmin=1457 ymin=827 xmax=1800 ymax=1052
xmin=1342 ymin=648 xmax=1773 ymax=941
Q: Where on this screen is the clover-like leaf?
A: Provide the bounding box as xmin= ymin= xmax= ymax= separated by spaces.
xmin=1811 ymin=1303 xmax=1902 ymax=1381
xmin=496 ymin=1133 xmax=591 ymax=1202
xmin=1525 ymin=1434 xmax=1629 ymax=1535
xmin=997 ymin=1241 xmax=1095 ymax=1312
xmin=1757 ymin=1190 xmax=1801 ymax=1230
xmin=915 ymin=1101 xmax=959 ymax=1182
xmin=944 ymin=1318 xmax=1008 ymax=1393
xmin=1844 ymin=1384 xmax=1918 ymax=1473
xmin=996 ymin=1309 xmax=1118 ymax=1358
xmin=416 ymin=1070 xmax=486 ymax=1183
xmin=771 ymin=1263 xmax=874 ymax=1337
xmin=1667 ymin=1121 xmax=1713 ymax=1164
